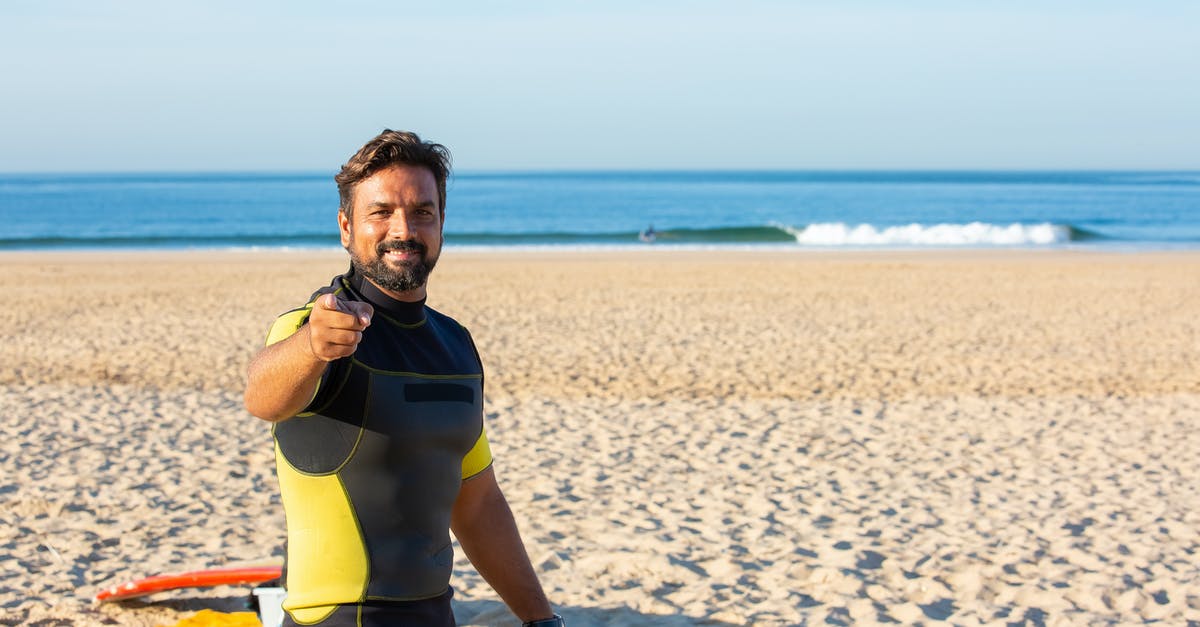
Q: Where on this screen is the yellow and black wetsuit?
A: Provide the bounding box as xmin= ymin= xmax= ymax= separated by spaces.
xmin=264 ymin=267 xmax=492 ymax=627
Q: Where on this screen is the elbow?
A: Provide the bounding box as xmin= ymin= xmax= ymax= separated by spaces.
xmin=244 ymin=357 xmax=293 ymax=423
xmin=248 ymin=408 xmax=293 ymax=424
xmin=244 ymin=399 xmax=291 ymax=423
xmin=243 ymin=392 xmax=274 ymax=422
xmin=243 ymin=344 xmax=319 ymax=423
xmin=243 ymin=382 xmax=293 ymax=423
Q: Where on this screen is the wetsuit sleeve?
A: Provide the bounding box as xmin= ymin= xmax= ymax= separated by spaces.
xmin=461 ymin=427 xmax=493 ymax=480
xmin=264 ymin=304 xmax=314 ymax=347
xmin=261 ymin=298 xmax=346 ymax=414
xmin=263 ymin=283 xmax=344 ymax=347
xmin=460 ymin=326 xmax=493 ymax=480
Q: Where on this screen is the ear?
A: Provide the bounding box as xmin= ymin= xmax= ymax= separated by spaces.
xmin=338 ymin=209 xmax=352 ymax=249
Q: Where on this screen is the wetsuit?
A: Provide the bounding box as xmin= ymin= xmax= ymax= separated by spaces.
xmin=264 ymin=267 xmax=493 ymax=627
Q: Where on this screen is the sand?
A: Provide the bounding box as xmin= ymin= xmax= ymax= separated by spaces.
xmin=1 ymin=249 xmax=1197 ymax=626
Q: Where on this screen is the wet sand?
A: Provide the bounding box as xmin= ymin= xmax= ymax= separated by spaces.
xmin=1 ymin=249 xmax=1198 ymax=625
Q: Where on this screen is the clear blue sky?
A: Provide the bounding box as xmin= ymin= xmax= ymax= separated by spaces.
xmin=2 ymin=1 xmax=1197 ymax=171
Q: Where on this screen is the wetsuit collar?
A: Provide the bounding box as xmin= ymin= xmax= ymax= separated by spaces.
xmin=344 ymin=266 xmax=427 ymax=325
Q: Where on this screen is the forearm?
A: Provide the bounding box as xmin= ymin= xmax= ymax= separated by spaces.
xmin=452 ymin=474 xmax=553 ymax=622
xmin=243 ymin=326 xmax=328 ymax=422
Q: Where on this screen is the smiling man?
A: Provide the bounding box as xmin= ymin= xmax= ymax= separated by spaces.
xmin=244 ymin=130 xmax=563 ymax=627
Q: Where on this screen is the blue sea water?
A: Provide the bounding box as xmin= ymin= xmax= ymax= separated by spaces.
xmin=1 ymin=171 xmax=1199 ymax=250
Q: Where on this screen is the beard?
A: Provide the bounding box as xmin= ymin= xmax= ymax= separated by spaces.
xmin=350 ymin=238 xmax=438 ymax=294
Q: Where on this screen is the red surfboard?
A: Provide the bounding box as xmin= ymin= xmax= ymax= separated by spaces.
xmin=94 ymin=566 xmax=283 ymax=602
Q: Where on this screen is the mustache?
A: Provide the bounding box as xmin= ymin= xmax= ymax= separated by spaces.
xmin=376 ymin=239 xmax=427 ymax=256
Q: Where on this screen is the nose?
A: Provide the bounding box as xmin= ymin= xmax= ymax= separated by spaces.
xmin=386 ymin=211 xmax=412 ymax=240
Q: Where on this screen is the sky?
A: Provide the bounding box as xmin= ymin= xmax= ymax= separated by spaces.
xmin=1 ymin=1 xmax=1198 ymax=172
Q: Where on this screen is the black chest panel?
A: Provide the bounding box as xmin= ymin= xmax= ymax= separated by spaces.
xmin=275 ymin=309 xmax=483 ymax=475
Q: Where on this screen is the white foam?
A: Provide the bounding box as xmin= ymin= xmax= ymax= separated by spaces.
xmin=789 ymin=222 xmax=1071 ymax=247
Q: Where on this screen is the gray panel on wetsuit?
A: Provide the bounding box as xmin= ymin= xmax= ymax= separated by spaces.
xmin=274 ymin=365 xmax=368 ymax=474
xmin=340 ymin=373 xmax=484 ymax=601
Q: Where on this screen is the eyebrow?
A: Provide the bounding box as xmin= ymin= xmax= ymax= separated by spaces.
xmin=365 ymin=199 xmax=438 ymax=210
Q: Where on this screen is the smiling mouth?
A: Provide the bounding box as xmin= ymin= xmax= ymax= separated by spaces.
xmin=377 ymin=239 xmax=426 ymax=258
xmin=383 ymin=250 xmax=419 ymax=263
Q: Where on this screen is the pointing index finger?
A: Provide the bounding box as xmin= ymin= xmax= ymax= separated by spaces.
xmin=322 ymin=293 xmax=371 ymax=326
xmin=350 ymin=301 xmax=374 ymax=326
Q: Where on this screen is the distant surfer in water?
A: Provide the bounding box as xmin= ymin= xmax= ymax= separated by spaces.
xmin=639 ymin=224 xmax=657 ymax=243
xmin=244 ymin=130 xmax=564 ymax=627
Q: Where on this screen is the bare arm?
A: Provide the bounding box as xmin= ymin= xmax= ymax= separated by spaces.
xmin=244 ymin=324 xmax=327 ymax=422
xmin=244 ymin=293 xmax=373 ymax=423
xmin=451 ymin=467 xmax=555 ymax=623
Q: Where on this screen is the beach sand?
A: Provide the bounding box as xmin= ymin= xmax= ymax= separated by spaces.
xmin=1 ymin=249 xmax=1198 ymax=626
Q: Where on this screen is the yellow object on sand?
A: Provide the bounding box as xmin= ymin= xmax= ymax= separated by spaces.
xmin=160 ymin=609 xmax=261 ymax=627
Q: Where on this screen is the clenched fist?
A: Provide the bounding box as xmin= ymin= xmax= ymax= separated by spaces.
xmin=307 ymin=293 xmax=374 ymax=362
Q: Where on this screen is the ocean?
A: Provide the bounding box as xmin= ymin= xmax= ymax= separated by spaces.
xmin=2 ymin=171 xmax=1199 ymax=251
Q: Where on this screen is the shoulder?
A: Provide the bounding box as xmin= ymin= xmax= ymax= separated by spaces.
xmin=424 ymin=306 xmax=483 ymax=362
xmin=264 ymin=303 xmax=314 ymax=347
xmin=424 ymin=303 xmax=470 ymax=333
xmin=262 ymin=274 xmax=350 ymax=347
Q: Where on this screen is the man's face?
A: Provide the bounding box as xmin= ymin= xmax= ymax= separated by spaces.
xmin=338 ymin=164 xmax=444 ymax=301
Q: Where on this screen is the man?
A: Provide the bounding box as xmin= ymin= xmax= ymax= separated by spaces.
xmin=244 ymin=130 xmax=564 ymax=627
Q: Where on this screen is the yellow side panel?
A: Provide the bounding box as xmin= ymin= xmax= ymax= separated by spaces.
xmin=460 ymin=427 xmax=493 ymax=480
xmin=276 ymin=446 xmax=368 ymax=624
xmin=265 ymin=306 xmax=313 ymax=347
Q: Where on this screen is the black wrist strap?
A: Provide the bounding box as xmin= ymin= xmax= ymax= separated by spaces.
xmin=523 ymin=614 xmax=564 ymax=627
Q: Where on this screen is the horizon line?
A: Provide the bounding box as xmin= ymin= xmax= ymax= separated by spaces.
xmin=2 ymin=167 xmax=1200 ymax=177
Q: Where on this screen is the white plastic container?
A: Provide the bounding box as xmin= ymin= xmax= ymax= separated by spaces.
xmin=252 ymin=587 xmax=287 ymax=627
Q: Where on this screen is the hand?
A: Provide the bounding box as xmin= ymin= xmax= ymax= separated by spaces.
xmin=306 ymin=293 xmax=373 ymax=362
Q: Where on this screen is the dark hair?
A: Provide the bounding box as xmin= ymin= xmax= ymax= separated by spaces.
xmin=334 ymin=129 xmax=452 ymax=216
